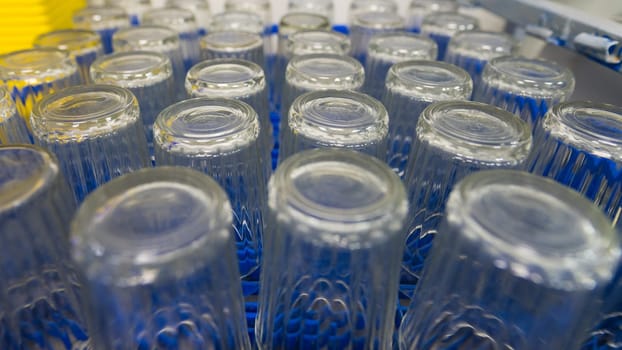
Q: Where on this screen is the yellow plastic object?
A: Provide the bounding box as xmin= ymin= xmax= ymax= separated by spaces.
xmin=0 ymin=0 xmax=87 ymax=54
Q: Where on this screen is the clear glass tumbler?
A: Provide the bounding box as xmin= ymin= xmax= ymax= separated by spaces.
xmin=112 ymin=25 xmax=187 ymax=101
xmin=527 ymin=101 xmax=622 ymax=228
xmin=73 ymin=6 xmax=131 ymax=54
xmin=0 ymin=144 xmax=90 ymax=349
xmin=285 ymin=30 xmax=351 ymax=58
xmin=34 ymin=29 xmax=104 ymax=84
xmin=280 ymin=89 xmax=388 ymax=163
xmin=256 ymin=148 xmax=408 ymax=349
xmin=0 ymin=87 xmax=31 ymax=145
xmin=200 ymin=31 xmax=265 ymax=68
xmin=399 ymin=170 xmax=620 ymax=350
xmin=382 ymin=60 xmax=472 ymax=178
xmin=70 ymin=166 xmax=251 ymax=350
xmin=364 ymin=33 xmax=438 ymax=100
xmin=349 ymin=11 xmax=405 ymax=64
xmin=349 ymin=0 xmax=398 ymax=23
xmin=106 ymin=0 xmax=151 ymax=25
xmin=421 ymin=11 xmax=479 ymax=60
xmin=154 ymin=98 xmax=269 ymax=299
xmin=165 ymin=0 xmax=211 ymax=35
xmin=31 ymin=85 xmax=150 ymax=202
xmin=288 ymin=0 xmax=334 ymax=21
xmin=473 ymin=56 xmax=576 ymax=130
xmin=143 ymin=7 xmax=202 ymax=71
xmin=401 ymin=101 xmax=531 ymax=295
xmin=0 ymin=48 xmax=81 ymax=128
xmin=90 ymin=51 xmax=175 ymax=157
xmin=224 ymin=0 xmax=272 ymax=29
xmin=444 ymin=31 xmax=517 ymax=89
xmin=408 ymin=0 xmax=458 ymax=32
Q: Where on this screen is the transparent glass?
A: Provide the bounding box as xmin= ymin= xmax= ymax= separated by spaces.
xmin=256 ymin=148 xmax=408 ymax=349
xmin=349 ymin=0 xmax=398 ymax=23
xmin=288 ymin=0 xmax=334 ymax=22
xmin=364 ymin=33 xmax=438 ymax=100
xmin=285 ymin=30 xmax=351 ymax=58
xmin=281 ymin=53 xmax=365 ymax=137
xmin=34 ymin=29 xmax=104 ymax=84
xmin=0 ymin=145 xmax=90 ymax=349
xmin=224 ymin=0 xmax=272 ymax=26
xmin=200 ymin=31 xmax=265 ymax=68
xmin=0 ymin=48 xmax=81 ymax=127
xmin=280 ymin=90 xmax=388 ymax=163
xmin=399 ymin=170 xmax=620 ymax=349
xmin=400 ymin=101 xmax=531 ymax=295
xmin=165 ymin=0 xmax=211 ymax=35
xmin=0 ymin=87 xmax=31 ymax=145
xmin=113 ymin=25 xmax=187 ymax=101
xmin=421 ymin=11 xmax=479 ymax=59
xmin=208 ymin=11 xmax=272 ymax=65
xmin=105 ymin=0 xmax=151 ymax=24
xmin=73 ymin=6 xmax=130 ymax=53
xmin=409 ymin=0 xmax=458 ymax=31
xmin=71 ymin=166 xmax=251 ymax=350
xmin=473 ymin=56 xmax=576 ymax=130
xmin=143 ymin=7 xmax=201 ymax=70
xmin=349 ymin=11 xmax=405 ymax=64
xmin=527 ymin=101 xmax=622 ymax=229
xmin=31 ymin=85 xmax=149 ymax=202
xmin=154 ymin=98 xmax=268 ymax=298
xmin=90 ymin=51 xmax=175 ymax=156
xmin=445 ymin=31 xmax=517 ymax=90
xmin=185 ymin=59 xmax=272 ymax=172
xmin=382 ymin=60 xmax=472 ymax=178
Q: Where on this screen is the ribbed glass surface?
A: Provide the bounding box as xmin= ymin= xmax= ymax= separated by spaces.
xmin=73 ymin=6 xmax=131 ymax=53
xmin=0 ymin=145 xmax=90 ymax=349
xmin=349 ymin=11 xmax=405 ymax=64
xmin=112 ymin=25 xmax=187 ymax=101
xmin=364 ymin=33 xmax=438 ymax=100
xmin=421 ymin=11 xmax=479 ymax=59
xmin=257 ymin=149 xmax=407 ymax=349
xmin=280 ymin=90 xmax=388 ymax=163
xmin=0 ymin=49 xmax=81 ymax=128
xmin=401 ymin=101 xmax=531 ymax=293
xmin=400 ymin=170 xmax=620 ymax=349
xmin=154 ymin=98 xmax=268 ymax=298
xmin=473 ymin=56 xmax=576 ymax=130
xmin=0 ymin=87 xmax=30 ymax=145
xmin=200 ymin=31 xmax=265 ymax=68
xmin=382 ymin=60 xmax=472 ymax=178
xmin=31 ymin=85 xmax=149 ymax=202
xmin=71 ymin=167 xmax=251 ymax=350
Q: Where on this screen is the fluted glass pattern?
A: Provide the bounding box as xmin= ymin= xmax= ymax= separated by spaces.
xmin=0 ymin=87 xmax=30 ymax=145
xmin=71 ymin=167 xmax=251 ymax=350
xmin=91 ymin=51 xmax=175 ymax=157
xmin=382 ymin=60 xmax=472 ymax=178
xmin=280 ymin=90 xmax=388 ymax=163
xmin=143 ymin=7 xmax=201 ymax=71
xmin=401 ymin=101 xmax=531 ymax=294
xmin=257 ymin=149 xmax=408 ymax=349
xmin=349 ymin=11 xmax=405 ymax=64
xmin=34 ymin=29 xmax=104 ymax=84
xmin=421 ymin=11 xmax=479 ymax=60
xmin=408 ymin=0 xmax=458 ymax=31
xmin=73 ymin=6 xmax=130 ymax=54
xmin=0 ymin=49 xmax=81 ymax=128
xmin=527 ymin=101 xmax=622 ymax=228
xmin=399 ymin=170 xmax=620 ymax=350
xmin=473 ymin=56 xmax=576 ymax=130
xmin=113 ymin=25 xmax=187 ymax=101
xmin=31 ymin=85 xmax=149 ymax=202
xmin=154 ymin=98 xmax=268 ymax=298
xmin=0 ymin=145 xmax=90 ymax=349
xmin=363 ymin=33 xmax=437 ymax=100
xmin=200 ymin=31 xmax=265 ymax=68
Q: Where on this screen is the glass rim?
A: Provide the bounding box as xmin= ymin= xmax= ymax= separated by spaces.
xmin=286 ymin=30 xmax=351 ymax=56
xmin=349 ymin=0 xmax=399 ymax=13
xmin=34 ymin=29 xmax=102 ymax=54
xmin=418 ymin=100 xmax=532 ymax=164
xmin=482 ymin=55 xmax=575 ymax=99
xmin=185 ymin=58 xmax=266 ymax=98
xmin=200 ymin=31 xmax=263 ymax=51
xmin=271 ymin=148 xmax=407 ymax=240
xmin=113 ymin=25 xmax=181 ymax=51
xmin=143 ymin=7 xmax=198 ymax=33
xmin=544 ymin=101 xmax=622 ymax=162
xmin=70 ymin=166 xmax=233 ymax=282
xmin=352 ymin=10 xmax=405 ymax=28
xmin=421 ymin=11 xmax=479 ymax=33
xmin=73 ymin=5 xmax=129 ymax=24
xmin=409 ymin=0 xmax=459 ymax=11
xmin=447 ymin=30 xmax=517 ymax=59
xmin=368 ymin=32 xmax=438 ymax=61
xmin=209 ymin=11 xmax=265 ymax=34
xmin=279 ymin=12 xmax=331 ymax=33
xmin=0 ymin=144 xmax=60 ymax=213
xmin=90 ymin=51 xmax=172 ymax=86
xmin=287 ymin=53 xmax=365 ymax=90
xmin=448 ymin=169 xmax=620 ymax=290
xmin=0 ymin=48 xmax=78 ymax=81
xmin=154 ymin=97 xmax=260 ymax=155
xmin=289 ymin=89 xmax=388 ymax=144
